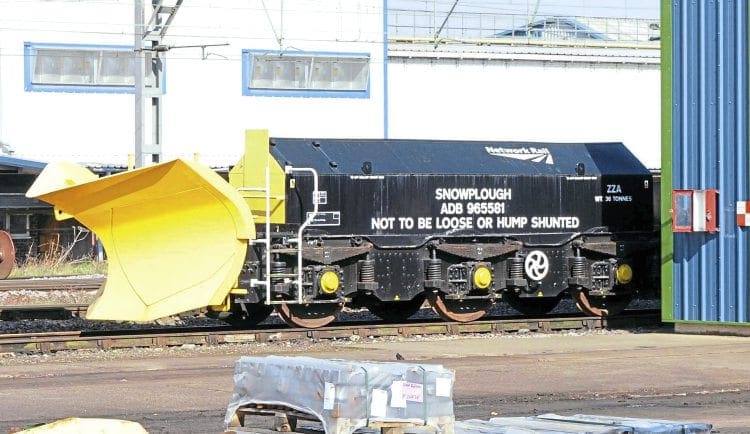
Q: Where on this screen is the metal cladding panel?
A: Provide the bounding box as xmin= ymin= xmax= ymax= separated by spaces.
xmin=269 ymin=138 xmax=649 ymax=176
xmin=668 ymin=0 xmax=749 ymax=323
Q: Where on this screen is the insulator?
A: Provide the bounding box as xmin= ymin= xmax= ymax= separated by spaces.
xmin=426 ymin=258 xmax=442 ymax=280
xmin=570 ymin=256 xmax=587 ymax=278
xmin=359 ymin=259 xmax=375 ymax=282
xmin=271 ymin=261 xmax=286 ymax=284
xmin=508 ymin=256 xmax=524 ymax=279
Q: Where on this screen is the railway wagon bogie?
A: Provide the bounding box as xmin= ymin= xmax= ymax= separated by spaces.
xmin=26 ymin=129 xmax=656 ymax=328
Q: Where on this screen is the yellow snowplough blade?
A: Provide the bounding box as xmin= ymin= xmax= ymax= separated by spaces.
xmin=27 ymin=159 xmax=254 ymax=321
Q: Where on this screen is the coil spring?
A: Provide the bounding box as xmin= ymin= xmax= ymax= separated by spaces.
xmin=426 ymin=258 xmax=442 ymax=280
xmin=359 ymin=260 xmax=375 ymax=282
xmin=271 ymin=261 xmax=286 ymax=284
xmin=570 ymin=256 xmax=586 ymax=278
xmin=508 ymin=257 xmax=524 ymax=279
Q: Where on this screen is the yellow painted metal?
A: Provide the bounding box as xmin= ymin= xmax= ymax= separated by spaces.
xmin=210 ymin=293 xmax=233 ymax=312
xmin=27 ymin=161 xmax=98 ymax=221
xmin=229 ymin=129 xmax=286 ymax=224
xmin=22 ymin=418 xmax=148 ymax=433
xmin=473 ymin=266 xmax=492 ymax=289
xmin=319 ymin=271 xmax=340 ymax=294
xmin=27 ymin=159 xmax=254 ymax=322
xmin=616 ymin=263 xmax=633 ymax=284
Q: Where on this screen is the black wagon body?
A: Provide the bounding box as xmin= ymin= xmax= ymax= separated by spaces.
xmin=255 ymin=138 xmax=656 ymax=308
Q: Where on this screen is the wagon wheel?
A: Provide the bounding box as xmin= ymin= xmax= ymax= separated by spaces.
xmin=504 ymin=291 xmax=560 ymax=316
xmin=367 ymin=295 xmax=426 ymax=322
xmin=571 ymin=288 xmax=632 ymax=317
xmin=274 ymin=302 xmax=343 ymax=328
xmin=0 ymin=231 xmax=15 ymax=279
xmin=427 ymin=292 xmax=491 ymax=322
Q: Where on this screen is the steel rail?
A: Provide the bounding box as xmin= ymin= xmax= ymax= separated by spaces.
xmin=0 ymin=277 xmax=105 ymax=291
xmin=0 ymin=304 xmax=88 ymax=311
xmin=0 ymin=310 xmax=661 ymax=354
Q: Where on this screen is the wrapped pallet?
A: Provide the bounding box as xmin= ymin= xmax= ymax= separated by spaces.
xmin=225 ymin=356 xmax=455 ymax=434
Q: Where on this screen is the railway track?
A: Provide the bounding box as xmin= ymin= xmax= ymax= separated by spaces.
xmin=0 ymin=276 xmax=105 ymax=291
xmin=0 ymin=276 xmax=103 ymax=318
xmin=0 ymin=310 xmax=661 ymax=354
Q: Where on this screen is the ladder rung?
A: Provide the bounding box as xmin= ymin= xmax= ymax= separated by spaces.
xmin=270 ymin=273 xmax=298 ymax=278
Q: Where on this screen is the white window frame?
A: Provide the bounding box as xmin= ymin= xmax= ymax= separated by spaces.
xmin=242 ymin=50 xmax=370 ymax=98
xmin=24 ymin=42 xmax=163 ymax=94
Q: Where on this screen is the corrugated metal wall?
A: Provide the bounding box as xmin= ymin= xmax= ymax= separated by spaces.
xmin=665 ymin=0 xmax=749 ymax=323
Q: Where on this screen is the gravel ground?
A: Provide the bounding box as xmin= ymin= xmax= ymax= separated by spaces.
xmin=3 ymin=326 xmax=747 ymax=433
xmin=0 ymin=288 xmax=98 ymax=307
xmin=0 ymin=325 xmax=641 ymax=366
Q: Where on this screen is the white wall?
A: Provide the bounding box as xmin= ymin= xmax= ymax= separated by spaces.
xmin=0 ymin=0 xmax=385 ymax=166
xmin=0 ymin=1 xmax=133 ymax=163
xmin=387 ymin=57 xmax=660 ymax=169
xmin=161 ymin=0 xmax=385 ymax=166
xmin=0 ymin=1 xmax=660 ymax=169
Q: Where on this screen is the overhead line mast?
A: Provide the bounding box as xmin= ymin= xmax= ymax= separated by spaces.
xmin=134 ymin=1 xmax=183 ymax=168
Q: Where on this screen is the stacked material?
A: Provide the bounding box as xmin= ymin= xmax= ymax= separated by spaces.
xmin=458 ymin=415 xmax=712 ymax=434
xmin=225 ymin=356 xmax=712 ymax=434
xmin=225 ymin=356 xmax=455 ymax=434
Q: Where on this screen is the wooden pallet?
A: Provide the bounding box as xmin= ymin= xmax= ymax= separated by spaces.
xmin=226 ymin=403 xmax=454 ymax=434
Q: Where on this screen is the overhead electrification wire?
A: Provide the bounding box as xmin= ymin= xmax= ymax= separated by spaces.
xmin=0 ymin=0 xmax=658 ymax=16
xmin=0 ymin=0 xmax=659 ymax=58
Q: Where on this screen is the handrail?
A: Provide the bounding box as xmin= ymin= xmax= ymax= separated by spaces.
xmin=285 ymin=166 xmax=320 ymax=304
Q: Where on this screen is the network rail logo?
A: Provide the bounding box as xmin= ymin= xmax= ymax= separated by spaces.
xmin=484 ymin=146 xmax=554 ymax=165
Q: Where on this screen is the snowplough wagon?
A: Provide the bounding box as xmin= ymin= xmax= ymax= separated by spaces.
xmin=27 ymin=130 xmax=657 ymax=328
